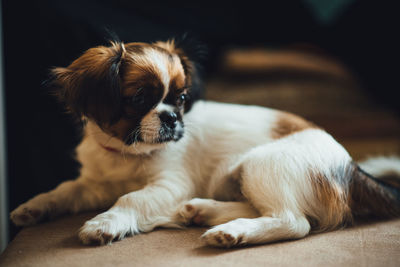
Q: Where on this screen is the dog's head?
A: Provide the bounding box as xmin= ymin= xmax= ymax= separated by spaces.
xmin=50 ymin=38 xmax=204 ymax=153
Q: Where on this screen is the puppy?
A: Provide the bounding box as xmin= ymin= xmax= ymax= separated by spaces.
xmin=10 ymin=38 xmax=400 ymax=247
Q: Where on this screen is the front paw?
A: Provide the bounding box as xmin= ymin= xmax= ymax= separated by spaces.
xmin=10 ymin=201 xmax=49 ymax=226
xmin=79 ymin=211 xmax=136 ymax=245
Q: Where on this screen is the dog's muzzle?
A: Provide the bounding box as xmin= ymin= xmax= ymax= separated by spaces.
xmin=158 ymin=111 xmax=184 ymax=142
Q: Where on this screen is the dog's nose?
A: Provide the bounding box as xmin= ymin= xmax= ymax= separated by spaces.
xmin=159 ymin=111 xmax=178 ymax=128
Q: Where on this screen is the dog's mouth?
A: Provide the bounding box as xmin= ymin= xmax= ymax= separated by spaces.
xmin=124 ymin=121 xmax=184 ymax=145
xmin=158 ymin=121 xmax=184 ymax=143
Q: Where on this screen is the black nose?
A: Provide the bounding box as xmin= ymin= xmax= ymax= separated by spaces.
xmin=159 ymin=111 xmax=178 ymax=128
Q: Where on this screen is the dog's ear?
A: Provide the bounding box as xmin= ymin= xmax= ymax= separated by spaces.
xmin=48 ymin=41 xmax=126 ymax=126
xmin=155 ymin=35 xmax=207 ymax=112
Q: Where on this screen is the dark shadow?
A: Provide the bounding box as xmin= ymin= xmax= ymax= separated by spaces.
xmin=58 ymin=234 xmax=84 ymax=249
xmin=350 ymin=217 xmax=399 ymax=228
xmin=191 ymin=236 xmax=303 ymax=256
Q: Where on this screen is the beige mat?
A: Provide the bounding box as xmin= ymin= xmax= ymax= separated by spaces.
xmin=1 ymin=213 xmax=400 ymax=267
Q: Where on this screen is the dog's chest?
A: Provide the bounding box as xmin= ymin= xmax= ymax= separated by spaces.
xmin=78 ymin=143 xmax=151 ymax=186
xmin=101 ymin=158 xmax=145 ymax=182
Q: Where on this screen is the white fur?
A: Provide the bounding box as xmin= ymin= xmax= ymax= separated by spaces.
xmin=358 ymin=156 xmax=400 ymax=178
xmin=128 ymin=47 xmax=171 ymax=99
xmin=10 ymin=101 xmax=383 ymax=247
xmin=155 ymin=103 xmax=175 ymax=113
xmin=202 ymin=215 xmax=310 ymax=247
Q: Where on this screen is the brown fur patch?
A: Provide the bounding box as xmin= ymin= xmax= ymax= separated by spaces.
xmin=308 ymin=170 xmax=352 ymax=231
xmin=309 ymin=162 xmax=400 ymax=230
xmin=51 ymin=42 xmax=127 ymax=126
xmin=108 ymin=119 xmax=135 ymax=142
xmin=155 ymin=40 xmax=195 ymax=90
xmin=271 ymin=111 xmax=318 ymax=139
xmin=122 ymin=69 xmax=163 ymax=96
xmin=169 ymin=76 xmax=186 ymax=94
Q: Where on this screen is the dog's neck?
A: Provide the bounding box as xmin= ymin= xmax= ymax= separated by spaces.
xmin=98 ymin=143 xmax=121 ymax=153
xmin=85 ymin=120 xmax=166 ymax=156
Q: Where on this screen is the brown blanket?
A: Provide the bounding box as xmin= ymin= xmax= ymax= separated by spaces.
xmin=1 ymin=213 xmax=400 ymax=267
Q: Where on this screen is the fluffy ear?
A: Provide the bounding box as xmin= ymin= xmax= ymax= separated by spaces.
xmin=49 ymin=42 xmax=126 ymax=126
xmin=155 ymin=35 xmax=207 ymax=112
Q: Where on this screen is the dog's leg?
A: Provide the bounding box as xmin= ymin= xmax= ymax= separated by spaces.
xmin=10 ymin=178 xmax=129 ymax=226
xmin=79 ymin=176 xmax=193 ymax=245
xmin=201 ymin=129 xmax=352 ymax=247
xmin=176 ymin=198 xmax=259 ymax=226
xmin=202 ymin=212 xmax=310 ymax=247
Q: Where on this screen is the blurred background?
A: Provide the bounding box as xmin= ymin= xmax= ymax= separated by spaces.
xmin=1 ymin=0 xmax=399 ymax=250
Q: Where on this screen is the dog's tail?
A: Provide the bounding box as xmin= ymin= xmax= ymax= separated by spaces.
xmin=349 ymin=156 xmax=400 ymax=218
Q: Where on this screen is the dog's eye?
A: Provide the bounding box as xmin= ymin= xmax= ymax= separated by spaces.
xmin=177 ymin=93 xmax=187 ymax=106
xmin=124 ymin=89 xmax=145 ymax=106
xmin=131 ymin=94 xmax=145 ymax=105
